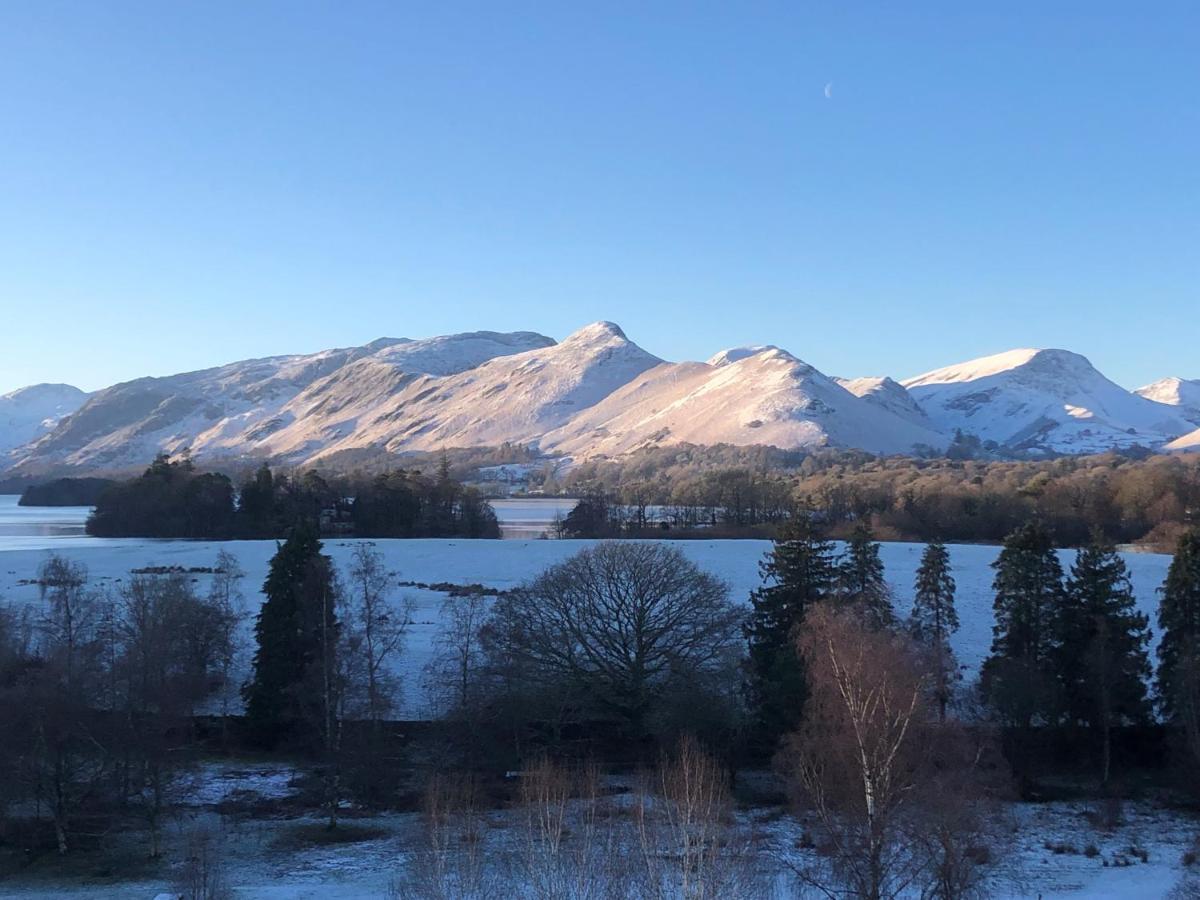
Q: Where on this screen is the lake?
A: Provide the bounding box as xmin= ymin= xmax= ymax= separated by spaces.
xmin=0 ymin=494 xmax=97 ymax=551
xmin=0 ymin=494 xmax=578 ymax=551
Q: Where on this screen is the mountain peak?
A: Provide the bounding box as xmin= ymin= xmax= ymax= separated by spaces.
xmin=902 ymin=348 xmax=1097 ymax=388
xmin=563 ymin=321 xmax=629 ymax=344
xmin=2 ymin=382 xmax=87 ymax=403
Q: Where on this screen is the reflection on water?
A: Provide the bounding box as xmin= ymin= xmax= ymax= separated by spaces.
xmin=0 ymin=495 xmax=94 ymax=551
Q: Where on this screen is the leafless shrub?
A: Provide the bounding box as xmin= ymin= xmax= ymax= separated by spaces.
xmin=634 ymin=735 xmax=769 ymax=900
xmin=173 ymin=824 xmax=233 ymax=900
xmin=513 ymin=755 xmax=630 ymax=900
xmin=391 ymin=773 xmax=499 ymax=900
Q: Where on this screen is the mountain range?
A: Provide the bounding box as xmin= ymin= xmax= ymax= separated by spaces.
xmin=2 ymin=322 xmax=1197 ymax=475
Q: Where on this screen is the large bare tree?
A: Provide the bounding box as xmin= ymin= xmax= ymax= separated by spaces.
xmin=487 ymin=542 xmax=743 ymax=735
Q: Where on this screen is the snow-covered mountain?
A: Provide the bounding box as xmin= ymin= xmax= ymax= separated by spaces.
xmin=0 ymin=384 xmax=89 ymax=457
xmin=253 ymin=321 xmax=662 ymax=461
xmin=4 ymin=329 xmax=1196 ymax=473
xmin=7 ymin=332 xmax=553 ymax=472
xmin=902 ymin=349 xmax=1189 ymax=454
xmin=1135 ymin=377 xmax=1200 ymax=428
xmin=835 ymin=376 xmax=931 ymax=427
xmin=542 ymin=348 xmax=946 ymax=457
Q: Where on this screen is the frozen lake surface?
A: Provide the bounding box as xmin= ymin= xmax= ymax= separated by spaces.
xmin=0 ymin=510 xmax=1174 ymax=718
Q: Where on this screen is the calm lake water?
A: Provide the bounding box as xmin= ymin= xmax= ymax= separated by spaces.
xmin=0 ymin=494 xmax=578 ymax=550
xmin=0 ymin=494 xmax=95 ymax=551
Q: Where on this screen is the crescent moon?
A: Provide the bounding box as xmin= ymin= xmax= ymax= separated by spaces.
xmin=824 ymin=81 xmax=833 ymax=99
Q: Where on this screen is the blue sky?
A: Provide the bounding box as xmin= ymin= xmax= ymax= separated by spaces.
xmin=1 ymin=1 xmax=1196 ymax=394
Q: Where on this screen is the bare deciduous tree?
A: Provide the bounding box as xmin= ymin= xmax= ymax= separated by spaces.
xmin=424 ymin=592 xmax=491 ymax=718
xmin=782 ymin=605 xmax=929 ymax=900
xmin=487 ymin=542 xmax=743 ymax=736
xmin=208 ymin=549 xmax=247 ymax=739
xmin=344 ymin=543 xmax=412 ymax=726
xmin=29 ymin=554 xmax=106 ymax=855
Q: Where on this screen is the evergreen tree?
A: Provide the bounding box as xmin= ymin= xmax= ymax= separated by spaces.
xmin=744 ymin=513 xmax=837 ymax=745
xmin=910 ymin=541 xmax=959 ymax=720
xmin=1059 ymin=536 xmax=1152 ymax=783
xmin=836 ymin=522 xmax=894 ymax=629
xmin=243 ymin=524 xmax=340 ymax=747
xmin=238 ymin=463 xmax=277 ymax=537
xmin=980 ymin=522 xmax=1064 ymax=726
xmin=1156 ymin=529 xmax=1200 ymax=729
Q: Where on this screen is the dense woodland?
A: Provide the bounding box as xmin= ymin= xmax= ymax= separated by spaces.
xmin=17 ymin=477 xmax=117 ymax=506
xmin=84 ymin=455 xmax=500 ymax=539
xmin=546 ymin=444 xmax=1200 ymax=547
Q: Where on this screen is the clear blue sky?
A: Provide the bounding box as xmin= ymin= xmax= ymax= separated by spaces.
xmin=1 ymin=1 xmax=1196 ymax=394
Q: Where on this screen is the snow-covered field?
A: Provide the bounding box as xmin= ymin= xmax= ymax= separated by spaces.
xmin=1 ymin=759 xmax=1196 ymax=899
xmin=0 ymin=531 xmax=1175 ymax=718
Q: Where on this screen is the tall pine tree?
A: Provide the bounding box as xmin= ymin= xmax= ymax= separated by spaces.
xmin=980 ymin=521 xmax=1064 ymax=726
xmin=836 ymin=523 xmax=895 ymax=629
xmin=910 ymin=541 xmax=959 ymax=721
xmin=1059 ymin=536 xmax=1152 ymax=783
xmin=1156 ymin=529 xmax=1200 ymax=739
xmin=243 ymin=524 xmax=340 ymax=747
xmin=744 ymin=514 xmax=837 ymax=746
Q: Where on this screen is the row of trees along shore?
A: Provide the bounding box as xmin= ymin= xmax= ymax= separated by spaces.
xmin=83 ymin=454 xmax=499 ymax=539
xmin=3 ymin=522 xmax=1199 ymax=896
xmin=548 ymin=445 xmax=1200 ymax=547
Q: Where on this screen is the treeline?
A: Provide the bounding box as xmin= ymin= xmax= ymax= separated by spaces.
xmin=545 ymin=445 xmax=1200 ymax=546
xmin=18 ymin=477 xmax=117 ymax=507
xmin=0 ymin=539 xmax=416 ymax=860
xmin=5 ymin=522 xmax=1200 ymax=895
xmin=0 ymin=553 xmax=243 ymax=857
xmin=85 ymin=454 xmax=499 ymax=539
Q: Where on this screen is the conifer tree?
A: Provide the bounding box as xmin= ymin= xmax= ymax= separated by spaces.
xmin=744 ymin=513 xmax=837 ymax=745
xmin=1059 ymin=536 xmax=1152 ymax=783
xmin=1156 ymin=529 xmax=1200 ymax=742
xmin=243 ymin=524 xmax=340 ymax=747
xmin=980 ymin=522 xmax=1064 ymax=726
xmin=836 ymin=522 xmax=894 ymax=629
xmin=910 ymin=541 xmax=959 ymax=720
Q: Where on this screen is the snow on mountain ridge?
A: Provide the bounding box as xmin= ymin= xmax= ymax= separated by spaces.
xmin=902 ymin=348 xmax=1190 ymax=453
xmin=707 ymin=346 xmax=782 ymax=367
xmin=836 ymin=376 xmax=930 ymax=427
xmin=6 ymin=331 xmax=555 ymax=471
xmin=4 ymin=330 xmax=1196 ymax=471
xmin=542 ymin=347 xmax=947 ymax=457
xmin=1135 ymin=377 xmax=1200 ymax=427
xmin=0 ymin=384 xmax=89 ymax=457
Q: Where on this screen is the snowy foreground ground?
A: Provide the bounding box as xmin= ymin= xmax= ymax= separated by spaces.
xmin=0 ymin=759 xmax=1197 ymax=899
xmin=0 ymin=537 xmax=1195 ymax=898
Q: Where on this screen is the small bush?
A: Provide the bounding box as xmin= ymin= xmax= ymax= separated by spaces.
xmin=965 ymin=845 xmax=993 ymax=865
xmin=1085 ymin=844 xmax=1100 ymax=858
